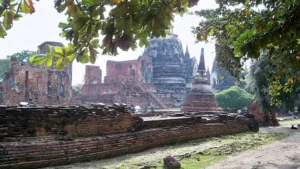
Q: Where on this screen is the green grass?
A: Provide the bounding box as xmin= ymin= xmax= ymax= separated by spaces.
xmin=180 ymin=155 xmax=224 ymax=169
xmin=280 ymin=119 xmax=300 ymax=125
xmin=178 ymin=132 xmax=290 ymax=169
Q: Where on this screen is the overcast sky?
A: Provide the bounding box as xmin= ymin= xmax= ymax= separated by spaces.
xmin=0 ymin=0 xmax=218 ymax=85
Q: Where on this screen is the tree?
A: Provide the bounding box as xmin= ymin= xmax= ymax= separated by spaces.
xmin=194 ymin=0 xmax=300 ymax=105
xmin=72 ymin=84 xmax=83 ymax=97
xmin=0 ymin=0 xmax=200 ymax=69
xmin=0 ymin=58 xmax=9 ymax=81
xmin=0 ymin=50 xmax=36 ymax=81
xmin=6 ymin=50 xmax=36 ymax=64
xmin=247 ymin=55 xmax=300 ymax=115
xmin=216 ymin=86 xmax=253 ymax=112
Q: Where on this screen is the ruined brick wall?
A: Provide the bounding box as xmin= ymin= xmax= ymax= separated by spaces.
xmin=2 ymin=59 xmax=72 ymax=106
xmin=0 ymin=104 xmax=142 ymax=142
xmin=0 ymin=120 xmax=249 ymax=169
xmin=99 ymin=79 xmax=162 ymax=108
xmin=76 ymin=72 xmax=171 ymax=108
xmin=248 ymin=103 xmax=264 ymax=121
xmin=0 ymin=42 xmax=72 ymax=106
xmin=106 ymin=56 xmax=152 ymax=83
xmin=0 ymin=82 xmax=4 ymax=104
xmin=81 ymin=65 xmax=102 ymax=97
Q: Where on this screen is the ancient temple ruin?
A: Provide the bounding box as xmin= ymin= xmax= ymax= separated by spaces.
xmin=0 ymin=42 xmax=72 ymax=106
xmin=0 ymin=40 xmax=260 ymax=169
xmin=181 ymin=48 xmax=219 ymax=112
xmin=74 ymin=56 xmax=174 ymax=108
xmin=75 ymin=33 xmax=197 ymax=108
xmin=143 ymin=33 xmax=197 ymax=105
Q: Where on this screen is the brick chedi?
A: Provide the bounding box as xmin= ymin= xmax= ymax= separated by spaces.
xmin=181 ymin=48 xmax=219 ymax=112
xmin=143 ymin=33 xmax=196 ymax=105
xmin=0 ymin=42 xmax=72 ymax=106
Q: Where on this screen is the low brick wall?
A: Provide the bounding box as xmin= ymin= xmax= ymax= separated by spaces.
xmin=0 ymin=122 xmax=249 ymax=169
xmin=0 ymin=105 xmax=142 ymax=141
xmin=0 ymin=105 xmax=257 ymax=169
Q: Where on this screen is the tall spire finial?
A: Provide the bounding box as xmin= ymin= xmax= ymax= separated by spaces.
xmin=198 ymin=48 xmax=206 ymax=72
xmin=170 ymin=25 xmax=174 ymax=34
xmin=207 ymin=65 xmax=210 ymax=74
xmin=185 ymin=45 xmax=190 ymax=59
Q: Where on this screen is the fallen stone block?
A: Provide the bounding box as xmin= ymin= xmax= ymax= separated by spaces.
xmin=163 ymin=156 xmax=181 ymax=169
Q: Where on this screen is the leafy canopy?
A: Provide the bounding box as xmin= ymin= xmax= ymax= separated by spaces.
xmin=247 ymin=55 xmax=300 ymax=112
xmin=0 ymin=0 xmax=199 ymax=70
xmin=194 ymin=0 xmax=300 ymax=105
xmin=216 ymin=86 xmax=253 ymax=111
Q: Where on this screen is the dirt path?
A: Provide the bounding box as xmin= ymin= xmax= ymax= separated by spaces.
xmin=208 ymin=127 xmax=300 ymax=169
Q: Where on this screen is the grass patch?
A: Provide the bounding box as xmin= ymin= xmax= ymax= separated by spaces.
xmin=180 ymin=155 xmax=224 ymax=169
xmin=280 ymin=119 xmax=300 ymax=125
xmin=178 ymin=132 xmax=290 ymax=169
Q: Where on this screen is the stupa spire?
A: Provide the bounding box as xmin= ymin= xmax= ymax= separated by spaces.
xmin=185 ymin=45 xmax=190 ymax=59
xmin=206 ymin=65 xmax=210 ymax=75
xmin=198 ymin=48 xmax=206 ymax=72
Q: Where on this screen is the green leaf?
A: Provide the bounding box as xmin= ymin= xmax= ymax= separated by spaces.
xmin=58 ymin=22 xmax=68 ymax=29
xmin=46 ymin=44 xmax=52 ymax=53
xmin=53 ymin=47 xmax=63 ymax=57
xmin=91 ymin=39 xmax=99 ymax=48
xmin=80 ymin=49 xmax=89 ymax=63
xmin=57 ymin=63 xmax=65 ymax=70
xmin=35 ymin=57 xmax=47 ymax=65
xmin=3 ymin=11 xmax=14 ymax=30
xmin=67 ymin=54 xmax=76 ymax=61
xmin=89 ymin=46 xmax=98 ymax=64
xmin=0 ymin=5 xmax=5 ymax=15
xmin=208 ymin=29 xmax=214 ymax=36
xmin=55 ymin=57 xmax=63 ymax=67
xmin=20 ymin=0 xmax=30 ymax=13
xmin=71 ymin=17 xmax=89 ymax=32
xmin=0 ymin=24 xmax=7 ymax=38
xmin=82 ymin=0 xmax=96 ymax=5
xmin=46 ymin=57 xmax=53 ymax=67
xmin=29 ymin=56 xmax=35 ymax=62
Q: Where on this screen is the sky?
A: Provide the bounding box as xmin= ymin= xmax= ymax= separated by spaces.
xmin=0 ymin=0 xmax=218 ymax=85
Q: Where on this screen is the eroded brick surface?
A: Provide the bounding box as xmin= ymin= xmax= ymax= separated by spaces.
xmin=0 ymin=104 xmax=142 ymax=142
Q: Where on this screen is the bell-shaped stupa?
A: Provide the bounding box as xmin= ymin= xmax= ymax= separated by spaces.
xmin=181 ymin=48 xmax=219 ymax=112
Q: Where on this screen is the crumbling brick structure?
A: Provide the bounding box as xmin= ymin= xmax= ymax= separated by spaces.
xmin=76 ymin=56 xmax=173 ymax=108
xmin=0 ymin=42 xmax=72 ymax=106
xmin=106 ymin=56 xmax=152 ymax=83
xmin=81 ymin=65 xmax=102 ymax=97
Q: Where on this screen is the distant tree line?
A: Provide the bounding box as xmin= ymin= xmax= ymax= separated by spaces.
xmin=0 ymin=50 xmax=36 ymax=81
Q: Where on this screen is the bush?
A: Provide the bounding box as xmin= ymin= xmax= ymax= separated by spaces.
xmin=216 ymin=86 xmax=254 ymax=111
